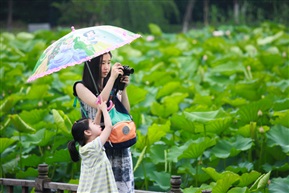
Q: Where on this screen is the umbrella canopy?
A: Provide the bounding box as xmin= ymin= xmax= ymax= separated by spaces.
xmin=27 ymin=25 xmax=141 ymax=82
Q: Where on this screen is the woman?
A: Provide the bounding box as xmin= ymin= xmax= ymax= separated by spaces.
xmin=73 ymin=52 xmax=134 ymax=193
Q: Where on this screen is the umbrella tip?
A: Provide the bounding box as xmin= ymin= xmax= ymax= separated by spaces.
xmin=71 ymin=26 xmax=75 ymax=31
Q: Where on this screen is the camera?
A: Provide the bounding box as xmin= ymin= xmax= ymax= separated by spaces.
xmin=114 ymin=65 xmax=134 ymax=91
xmin=122 ymin=65 xmax=134 ymax=76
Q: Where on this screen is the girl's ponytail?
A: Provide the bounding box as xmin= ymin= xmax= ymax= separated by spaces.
xmin=68 ymin=140 xmax=80 ymax=162
xmin=68 ymin=118 xmax=89 ymax=162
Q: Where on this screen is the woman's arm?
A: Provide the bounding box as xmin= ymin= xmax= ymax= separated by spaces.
xmin=118 ymin=75 xmax=131 ymax=112
xmin=75 ymin=63 xmax=125 ymax=108
xmin=75 ymin=66 xmax=119 ymax=107
xmin=120 ymin=88 xmax=130 ymax=112
xmin=99 ymin=63 xmax=124 ymax=102
xmin=99 ymin=75 xmax=116 ymax=102
xmin=75 ymin=83 xmax=98 ymax=108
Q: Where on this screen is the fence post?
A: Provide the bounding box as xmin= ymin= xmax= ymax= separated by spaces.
xmin=168 ymin=175 xmax=182 ymax=193
xmin=35 ymin=164 xmax=51 ymax=193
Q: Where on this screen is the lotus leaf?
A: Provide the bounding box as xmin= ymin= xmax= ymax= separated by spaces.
xmin=269 ymin=176 xmax=289 ymax=193
xmin=266 ymin=125 xmax=289 ymax=153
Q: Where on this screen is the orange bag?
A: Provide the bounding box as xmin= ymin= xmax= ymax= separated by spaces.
xmin=106 ymin=119 xmax=136 ymax=149
xmin=104 ymin=101 xmax=137 ymax=149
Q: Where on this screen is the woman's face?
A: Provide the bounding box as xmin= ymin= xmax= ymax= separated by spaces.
xmin=101 ymin=53 xmax=111 ymax=78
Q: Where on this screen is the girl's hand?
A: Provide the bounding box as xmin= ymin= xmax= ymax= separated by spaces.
xmin=111 ymin=63 xmax=124 ymax=80
xmin=99 ymin=102 xmax=107 ymax=112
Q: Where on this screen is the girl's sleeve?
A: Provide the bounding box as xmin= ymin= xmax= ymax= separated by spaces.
xmin=93 ymin=137 xmax=105 ymax=151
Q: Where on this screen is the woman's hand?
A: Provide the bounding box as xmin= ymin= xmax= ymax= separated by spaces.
xmin=120 ymin=75 xmax=130 ymax=88
xmin=111 ymin=63 xmax=124 ymax=80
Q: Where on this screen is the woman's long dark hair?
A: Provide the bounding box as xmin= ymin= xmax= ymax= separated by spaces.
xmin=67 ymin=118 xmax=89 ymax=162
xmin=82 ymin=52 xmax=112 ymax=95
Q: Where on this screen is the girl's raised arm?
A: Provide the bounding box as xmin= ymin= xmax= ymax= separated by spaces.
xmin=96 ymin=97 xmax=113 ymax=145
xmin=93 ymin=96 xmax=102 ymax=124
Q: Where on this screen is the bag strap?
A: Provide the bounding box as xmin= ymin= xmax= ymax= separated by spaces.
xmin=74 ymin=97 xmax=89 ymax=118
xmin=110 ymin=89 xmax=133 ymax=120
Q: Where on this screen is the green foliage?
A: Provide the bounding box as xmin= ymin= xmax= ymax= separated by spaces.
xmin=52 ymin=0 xmax=179 ymax=33
xmin=269 ymin=175 xmax=289 ymax=193
xmin=1 ymin=22 xmax=289 ymax=192
xmin=266 ymin=125 xmax=289 ymax=154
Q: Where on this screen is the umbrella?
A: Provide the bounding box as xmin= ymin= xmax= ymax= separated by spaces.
xmin=27 ymin=25 xmax=141 ymax=82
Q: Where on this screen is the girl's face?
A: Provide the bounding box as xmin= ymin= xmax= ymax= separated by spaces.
xmin=88 ymin=119 xmax=102 ymax=138
xmin=101 ymin=53 xmax=111 ymax=78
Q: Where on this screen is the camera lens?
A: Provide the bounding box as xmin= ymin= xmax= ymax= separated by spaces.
xmin=123 ymin=66 xmax=134 ymax=75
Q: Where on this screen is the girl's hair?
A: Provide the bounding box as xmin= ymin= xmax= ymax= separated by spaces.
xmin=67 ymin=118 xmax=89 ymax=162
xmin=82 ymin=52 xmax=112 ymax=95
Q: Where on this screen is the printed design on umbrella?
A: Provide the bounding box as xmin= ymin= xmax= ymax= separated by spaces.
xmin=31 ymin=44 xmax=54 ymax=75
xmin=82 ymin=29 xmax=113 ymax=53
xmin=82 ymin=28 xmax=131 ymax=52
xmin=45 ymin=27 xmax=129 ymax=71
xmin=27 ymin=25 xmax=141 ymax=82
xmin=47 ymin=36 xmax=90 ymax=70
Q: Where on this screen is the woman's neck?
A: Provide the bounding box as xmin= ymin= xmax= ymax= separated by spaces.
xmin=99 ymin=78 xmax=104 ymax=91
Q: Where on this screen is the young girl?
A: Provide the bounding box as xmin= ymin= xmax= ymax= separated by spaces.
xmin=67 ymin=97 xmax=118 ymax=193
